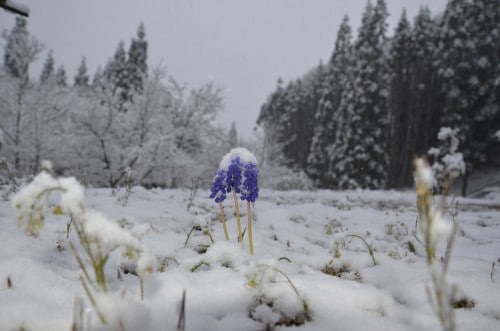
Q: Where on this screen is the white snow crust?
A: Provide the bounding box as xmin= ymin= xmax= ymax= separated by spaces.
xmin=1 ymin=186 xmax=500 ymax=330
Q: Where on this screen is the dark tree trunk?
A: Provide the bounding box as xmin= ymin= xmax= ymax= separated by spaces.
xmin=461 ymin=169 xmax=469 ymax=197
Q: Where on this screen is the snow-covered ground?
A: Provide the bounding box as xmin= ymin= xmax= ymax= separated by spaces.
xmin=1 ymin=185 xmax=499 ymax=331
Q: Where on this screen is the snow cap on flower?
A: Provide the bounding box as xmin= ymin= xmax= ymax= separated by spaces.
xmin=210 ymin=147 xmax=259 ymax=203
xmin=219 ymin=147 xmax=258 ymax=170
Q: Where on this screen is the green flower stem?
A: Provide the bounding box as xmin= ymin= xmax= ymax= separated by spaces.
xmin=232 ymin=188 xmax=243 ymax=243
xmin=247 ymin=202 xmax=254 ymax=255
xmin=80 ymin=275 xmax=107 ymax=324
xmin=218 ymin=202 xmax=229 ymax=241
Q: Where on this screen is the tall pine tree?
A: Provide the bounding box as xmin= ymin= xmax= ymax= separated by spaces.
xmin=329 ymin=0 xmax=390 ymax=189
xmin=307 ymin=15 xmax=353 ymax=187
xmin=103 ymin=41 xmax=129 ymax=109
xmin=4 ymin=17 xmax=42 ymax=84
xmin=127 ymin=23 xmax=148 ymax=94
xmin=74 ymin=57 xmax=89 ymax=87
xmin=436 ymin=0 xmax=499 ymax=195
xmin=55 ymin=66 xmax=67 ymax=87
xmin=40 ymin=50 xmax=55 ymax=84
xmin=387 ymin=10 xmax=414 ymax=188
xmin=411 ymin=6 xmax=442 ymax=151
xmin=466 ymin=0 xmax=500 ymax=168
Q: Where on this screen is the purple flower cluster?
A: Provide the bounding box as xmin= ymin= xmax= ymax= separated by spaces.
xmin=226 ymin=157 xmax=243 ymax=194
xmin=240 ymin=163 xmax=259 ymax=202
xmin=210 ymin=169 xmax=227 ymax=203
xmin=210 ymin=156 xmax=259 ymax=203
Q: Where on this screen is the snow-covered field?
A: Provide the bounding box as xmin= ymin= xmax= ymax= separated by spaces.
xmin=1 ymin=185 xmax=499 ymax=331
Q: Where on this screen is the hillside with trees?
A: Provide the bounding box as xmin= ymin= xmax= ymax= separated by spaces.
xmin=257 ymin=0 xmax=500 ymax=194
xmin=0 ymin=18 xmax=236 ymax=189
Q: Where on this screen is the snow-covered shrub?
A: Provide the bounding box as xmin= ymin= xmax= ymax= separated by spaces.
xmin=210 ymin=147 xmax=259 ymax=254
xmin=428 ymin=127 xmax=465 ymax=193
xmin=13 ymin=162 xmax=154 ymax=327
xmin=259 ymin=164 xmax=314 ymax=191
xmin=247 ymin=265 xmax=311 ymax=329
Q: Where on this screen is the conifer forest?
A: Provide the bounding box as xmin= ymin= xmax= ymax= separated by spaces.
xmin=1 ymin=0 xmax=499 ymax=195
xmin=257 ymin=0 xmax=499 ymax=194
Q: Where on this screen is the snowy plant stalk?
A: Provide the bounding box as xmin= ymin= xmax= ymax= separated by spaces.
xmin=218 ymin=202 xmax=229 ymax=240
xmin=13 ymin=162 xmax=155 ymax=326
xmin=247 ymin=201 xmax=254 ymax=254
xmin=414 ymin=158 xmax=456 ymax=331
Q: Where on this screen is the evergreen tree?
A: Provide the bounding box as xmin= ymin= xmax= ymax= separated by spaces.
xmin=437 ymin=0 xmax=474 ymax=176
xmin=1 ymin=17 xmax=42 ymax=169
xmin=74 ymin=57 xmax=89 ymax=87
xmin=466 ymin=0 xmax=500 ymax=167
xmin=104 ymin=41 xmax=129 ymax=109
xmin=3 ymin=17 xmax=42 ymax=84
xmin=307 ymin=15 xmax=352 ymax=187
xmin=436 ymin=0 xmax=499 ymax=195
xmin=228 ymin=121 xmax=238 ymax=148
xmin=55 ymin=66 xmax=67 ymax=87
xmin=257 ymin=78 xmax=289 ymax=166
xmin=293 ymin=64 xmax=325 ymax=171
xmin=409 ymin=6 xmax=442 ymax=177
xmin=387 ymin=10 xmax=414 ymax=188
xmin=40 ymin=50 xmax=55 ymax=84
xmin=329 ymin=0 xmax=390 ymax=189
xmin=127 ymin=23 xmax=148 ymax=94
xmin=92 ymin=66 xmax=103 ymax=87
xmin=275 ymin=79 xmax=299 ymax=169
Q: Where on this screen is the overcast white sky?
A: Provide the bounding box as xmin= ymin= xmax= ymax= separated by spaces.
xmin=1 ymin=0 xmax=448 ymax=138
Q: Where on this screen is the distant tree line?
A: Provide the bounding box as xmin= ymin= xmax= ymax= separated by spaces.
xmin=257 ymin=0 xmax=500 ymax=194
xmin=0 ymin=18 xmax=236 ymax=188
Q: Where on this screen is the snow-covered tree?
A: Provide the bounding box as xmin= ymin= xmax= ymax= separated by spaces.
xmin=39 ymin=50 xmax=55 ymax=84
xmin=293 ymin=64 xmax=325 ymax=170
xmin=328 ymin=0 xmax=390 ymax=189
xmin=74 ymin=74 xmax=137 ymax=187
xmin=410 ymin=6 xmax=442 ymax=155
xmin=74 ymin=57 xmax=89 ymax=87
xmin=0 ymin=17 xmax=43 ymax=171
xmin=3 ymin=17 xmax=42 ymax=83
xmin=387 ymin=10 xmax=414 ymax=188
xmin=307 ymin=15 xmax=352 ymax=187
xmin=257 ymin=78 xmax=288 ymax=166
xmin=437 ymin=0 xmax=500 ymax=195
xmin=465 ymin=0 xmax=500 ymax=166
xmin=127 ymin=23 xmax=148 ymax=94
xmin=228 ymin=122 xmax=238 ymax=149
xmin=55 ymin=66 xmax=67 ymax=87
xmin=428 ymin=127 xmax=465 ymax=193
xmin=103 ymin=41 xmax=129 ymax=110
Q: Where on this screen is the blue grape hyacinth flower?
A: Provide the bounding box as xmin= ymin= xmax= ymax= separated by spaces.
xmin=225 ymin=157 xmax=243 ymax=194
xmin=210 ymin=147 xmax=260 ymax=252
xmin=241 ymin=162 xmax=259 ymax=202
xmin=210 ymin=169 xmax=227 ymax=203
